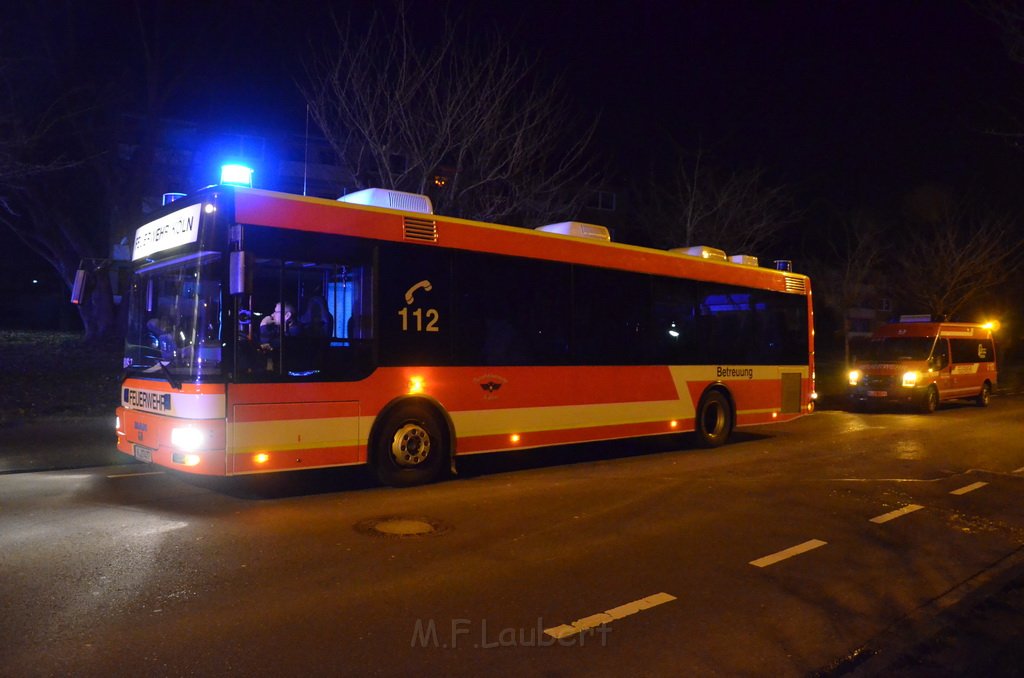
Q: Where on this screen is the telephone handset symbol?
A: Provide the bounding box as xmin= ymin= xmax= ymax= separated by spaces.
xmin=399 ymin=280 xmax=440 ymax=333
xmin=404 ymin=280 xmax=433 ymax=304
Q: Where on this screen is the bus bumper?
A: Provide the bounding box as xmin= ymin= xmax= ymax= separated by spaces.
xmin=116 ymin=406 xmax=227 ymax=475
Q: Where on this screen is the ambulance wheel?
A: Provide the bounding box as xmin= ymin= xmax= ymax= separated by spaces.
xmin=695 ymin=389 xmax=733 ymax=448
xmin=920 ymin=386 xmax=938 ymax=414
xmin=371 ymin=402 xmax=448 ymax=487
xmin=976 ymin=382 xmax=992 ymax=407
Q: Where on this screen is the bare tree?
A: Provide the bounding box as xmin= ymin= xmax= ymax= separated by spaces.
xmin=974 ymin=0 xmax=1024 ymax=148
xmin=893 ymin=200 xmax=1021 ymax=320
xmin=981 ymin=0 xmax=1024 ymax=65
xmin=1 ymin=2 xmax=227 ymax=341
xmin=302 ymin=4 xmax=598 ymax=226
xmin=0 ymin=53 xmax=78 ymax=216
xmin=636 ymin=148 xmax=799 ymax=255
xmin=0 ymin=46 xmax=96 ymax=329
xmin=803 ymin=213 xmax=886 ymax=365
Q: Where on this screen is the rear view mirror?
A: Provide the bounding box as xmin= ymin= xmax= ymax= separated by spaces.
xmin=70 ymin=269 xmax=88 ymax=304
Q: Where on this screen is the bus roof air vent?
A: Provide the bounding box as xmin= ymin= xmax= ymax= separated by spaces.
xmin=670 ymin=245 xmax=728 ymax=261
xmin=338 ymin=188 xmax=433 ymax=215
xmin=535 ymin=221 xmax=611 ymax=241
xmin=784 ymin=275 xmax=807 ymax=294
xmin=403 ymin=216 xmax=438 ymax=243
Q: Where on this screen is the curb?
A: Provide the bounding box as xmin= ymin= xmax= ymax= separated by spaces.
xmin=0 ymin=416 xmax=127 ymax=474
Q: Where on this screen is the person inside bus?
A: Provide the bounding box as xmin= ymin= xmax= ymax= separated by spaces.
xmin=259 ymin=302 xmax=298 ymax=350
xmin=144 ymin=316 xmax=174 ymax=359
xmin=296 ymin=296 xmax=334 ymax=337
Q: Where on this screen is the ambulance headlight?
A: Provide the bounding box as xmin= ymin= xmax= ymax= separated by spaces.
xmin=902 ymin=371 xmax=921 ymax=388
xmin=848 ymin=369 xmax=862 ymax=386
xmin=171 ymin=427 xmax=205 ymax=452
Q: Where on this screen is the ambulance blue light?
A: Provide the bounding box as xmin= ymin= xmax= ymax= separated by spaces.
xmin=220 ymin=164 xmax=253 ymax=187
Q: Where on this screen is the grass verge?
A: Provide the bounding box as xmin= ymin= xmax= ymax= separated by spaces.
xmin=1 ymin=330 xmax=122 ymax=424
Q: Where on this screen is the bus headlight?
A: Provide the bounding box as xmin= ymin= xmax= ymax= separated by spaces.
xmin=902 ymin=371 xmax=920 ymax=388
xmin=848 ymin=369 xmax=862 ymax=386
xmin=171 ymin=426 xmax=205 ymax=452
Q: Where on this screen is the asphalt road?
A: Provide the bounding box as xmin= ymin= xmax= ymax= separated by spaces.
xmin=2 ymin=398 xmax=1024 ymax=676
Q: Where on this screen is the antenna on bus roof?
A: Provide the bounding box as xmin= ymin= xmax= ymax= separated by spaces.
xmin=302 ymin=104 xmax=310 ymax=197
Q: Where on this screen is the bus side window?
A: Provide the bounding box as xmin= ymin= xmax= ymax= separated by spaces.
xmin=296 ymin=296 xmax=334 ymax=337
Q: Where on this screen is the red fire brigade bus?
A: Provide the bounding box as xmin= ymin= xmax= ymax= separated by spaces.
xmin=115 ymin=180 xmax=815 ymax=486
xmin=847 ymin=318 xmax=997 ymax=413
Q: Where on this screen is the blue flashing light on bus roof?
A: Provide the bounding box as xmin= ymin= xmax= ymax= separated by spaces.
xmin=220 ymin=164 xmax=254 ymax=187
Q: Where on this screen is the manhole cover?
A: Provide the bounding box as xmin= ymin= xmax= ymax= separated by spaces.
xmin=354 ymin=516 xmax=450 ymax=538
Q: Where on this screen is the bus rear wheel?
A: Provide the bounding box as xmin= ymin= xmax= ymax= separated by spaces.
xmin=372 ymin=402 xmax=448 ymax=487
xmin=695 ymin=389 xmax=733 ymax=448
xmin=976 ymin=382 xmax=992 ymax=407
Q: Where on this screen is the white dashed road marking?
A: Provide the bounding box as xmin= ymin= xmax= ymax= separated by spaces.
xmin=544 ymin=592 xmax=676 ymax=639
xmin=950 ymin=481 xmax=987 ymax=496
xmin=107 ymin=471 xmax=165 ymax=478
xmin=749 ymin=539 xmax=827 ymax=568
xmin=869 ymin=504 xmax=924 ymax=524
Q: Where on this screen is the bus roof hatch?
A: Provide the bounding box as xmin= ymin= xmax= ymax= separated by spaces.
xmin=535 ymin=221 xmax=611 ymax=241
xmin=338 ymin=188 xmax=433 ymax=215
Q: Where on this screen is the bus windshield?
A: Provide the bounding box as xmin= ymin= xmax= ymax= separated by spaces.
xmin=123 ymin=252 xmax=224 ymax=382
xmin=857 ymin=336 xmax=934 ymax=362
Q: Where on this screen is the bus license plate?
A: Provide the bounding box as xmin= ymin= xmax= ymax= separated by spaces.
xmin=867 ymin=390 xmax=888 ymax=397
xmin=133 ymin=445 xmax=154 ymax=463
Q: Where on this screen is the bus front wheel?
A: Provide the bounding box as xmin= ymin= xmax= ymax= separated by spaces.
xmin=372 ymin=402 xmax=448 ymax=487
xmin=920 ymin=386 xmax=939 ymax=414
xmin=695 ymin=390 xmax=733 ymax=448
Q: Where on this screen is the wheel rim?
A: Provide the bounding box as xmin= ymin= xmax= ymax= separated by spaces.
xmin=702 ymin=400 xmax=727 ymax=439
xmin=927 ymin=389 xmax=937 ymax=411
xmin=390 ymin=423 xmax=431 ymax=467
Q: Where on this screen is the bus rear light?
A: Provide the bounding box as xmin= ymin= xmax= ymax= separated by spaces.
xmin=171 ymin=452 xmax=202 ymax=466
xmin=510 ymin=434 xmax=521 ymax=444
xmin=669 ymin=420 xmax=679 ymax=429
xmin=254 ymin=453 xmax=270 ymax=464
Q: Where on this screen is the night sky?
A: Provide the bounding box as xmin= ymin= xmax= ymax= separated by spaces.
xmin=196 ymin=0 xmax=1024 ymax=212
xmin=562 ymin=1 xmax=1022 ymax=206
xmin=3 ymin=0 xmax=1024 ymax=296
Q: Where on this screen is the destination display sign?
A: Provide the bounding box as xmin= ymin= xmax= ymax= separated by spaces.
xmin=132 ymin=203 xmax=202 ymax=260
